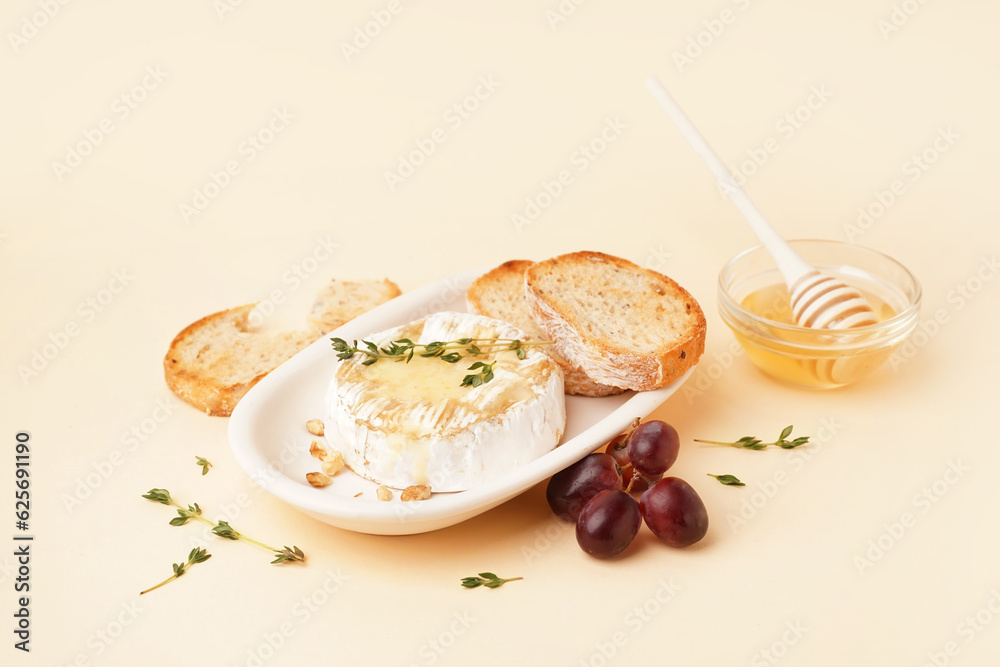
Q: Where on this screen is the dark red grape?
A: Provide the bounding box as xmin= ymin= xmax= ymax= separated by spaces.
xmin=640 ymin=477 xmax=708 ymax=548
xmin=605 ymin=433 xmax=631 ymax=469
xmin=546 ymin=453 xmax=622 ymax=521
xmin=575 ymin=489 xmax=641 ymax=558
xmin=627 ymin=420 xmax=680 ymax=476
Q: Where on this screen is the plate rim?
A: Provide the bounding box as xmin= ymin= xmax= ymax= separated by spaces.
xmin=228 ymin=267 xmax=695 ymax=534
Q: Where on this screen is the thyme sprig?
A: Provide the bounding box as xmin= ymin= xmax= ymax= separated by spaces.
xmin=461 ymin=360 xmax=495 ymax=387
xmin=331 ymin=336 xmax=551 ymax=387
xmin=140 ymin=547 xmax=211 ymax=595
xmin=694 ymin=425 xmax=810 ymax=451
xmin=142 ymin=488 xmax=305 ymax=564
xmin=460 ymin=572 xmax=523 ymax=589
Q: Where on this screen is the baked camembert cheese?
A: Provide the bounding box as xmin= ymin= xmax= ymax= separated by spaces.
xmin=324 ymin=311 xmax=566 ymax=492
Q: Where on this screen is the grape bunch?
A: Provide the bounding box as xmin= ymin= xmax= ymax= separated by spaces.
xmin=545 ymin=419 xmax=708 ymax=558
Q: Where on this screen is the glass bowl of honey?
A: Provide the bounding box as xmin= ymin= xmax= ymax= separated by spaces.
xmin=718 ymin=239 xmax=921 ymax=388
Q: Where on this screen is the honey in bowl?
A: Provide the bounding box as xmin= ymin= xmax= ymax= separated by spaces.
xmin=719 ymin=240 xmax=921 ymax=389
xmin=733 ymin=283 xmax=900 ymax=388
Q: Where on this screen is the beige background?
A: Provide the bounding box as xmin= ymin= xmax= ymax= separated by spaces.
xmin=2 ymin=1 xmax=999 ymax=665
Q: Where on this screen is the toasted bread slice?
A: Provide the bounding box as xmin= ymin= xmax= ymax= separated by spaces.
xmin=164 ymin=304 xmax=315 ymax=416
xmin=165 ymin=278 xmax=402 ymax=416
xmin=524 ymin=251 xmax=706 ymax=391
xmin=466 ymin=260 xmax=626 ymax=397
xmin=308 ymin=278 xmax=401 ymax=333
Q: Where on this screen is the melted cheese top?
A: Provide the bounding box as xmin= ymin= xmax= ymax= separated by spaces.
xmin=324 ymin=312 xmax=565 ymax=490
xmin=332 ymin=318 xmax=555 ymax=438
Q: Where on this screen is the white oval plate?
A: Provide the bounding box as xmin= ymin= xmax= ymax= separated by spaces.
xmin=229 ymin=267 xmax=696 ymax=535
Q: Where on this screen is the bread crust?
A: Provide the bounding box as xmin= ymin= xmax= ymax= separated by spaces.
xmin=163 ymin=279 xmax=402 ymax=417
xmin=524 ymin=251 xmax=706 ymax=392
xmin=466 ymin=260 xmax=626 ymax=397
xmin=465 ymin=260 xmax=532 ymax=317
xmin=163 ymin=303 xmax=316 ymax=416
xmin=308 ymin=278 xmax=402 ymax=333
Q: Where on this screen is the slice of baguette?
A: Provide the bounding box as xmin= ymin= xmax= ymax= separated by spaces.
xmin=164 ymin=304 xmax=316 ymax=416
xmin=164 ymin=278 xmax=401 ymax=416
xmin=466 ymin=260 xmax=626 ymax=397
xmin=308 ymin=278 xmax=402 ymax=333
xmin=524 ymin=251 xmax=706 ymax=392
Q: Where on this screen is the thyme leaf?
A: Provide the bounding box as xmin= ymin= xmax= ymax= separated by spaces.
xmin=708 ymin=474 xmax=746 ymax=486
xmin=331 ymin=337 xmax=551 ymax=386
xmin=196 ymin=456 xmax=212 ymax=475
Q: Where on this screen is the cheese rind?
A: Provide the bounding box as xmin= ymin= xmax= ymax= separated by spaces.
xmin=324 ymin=312 xmax=566 ymax=492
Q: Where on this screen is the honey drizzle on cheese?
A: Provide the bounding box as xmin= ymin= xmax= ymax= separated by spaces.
xmin=328 ymin=317 xmax=556 ymax=487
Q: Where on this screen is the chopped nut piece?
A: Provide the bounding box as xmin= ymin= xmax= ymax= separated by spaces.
xmin=306 ymin=472 xmax=332 ymax=487
xmin=376 ymin=485 xmax=393 ymax=501
xmin=400 ymin=484 xmax=431 ymax=501
xmin=306 ymin=419 xmax=325 ymax=436
xmin=309 ymin=441 xmax=327 ymax=461
xmin=354 ymin=492 xmax=363 ymax=498
xmin=321 ymin=451 xmax=345 ymax=476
